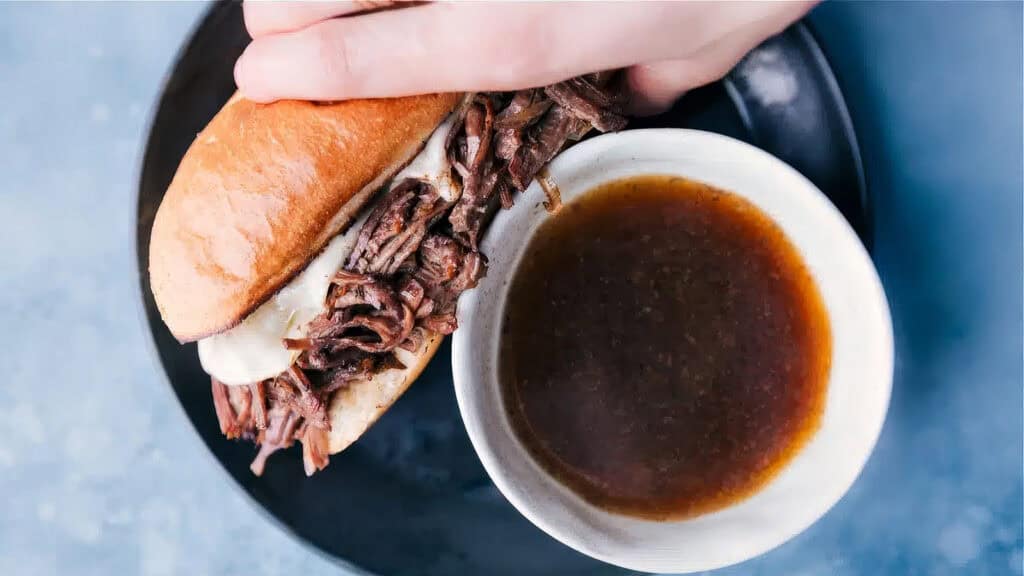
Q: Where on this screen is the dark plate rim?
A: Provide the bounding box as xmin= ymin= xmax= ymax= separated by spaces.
xmin=723 ymin=22 xmax=870 ymax=248
xmin=131 ymin=4 xmax=867 ymax=574
xmin=797 ymin=22 xmax=870 ymax=244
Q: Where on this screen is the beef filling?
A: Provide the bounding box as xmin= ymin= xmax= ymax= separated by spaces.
xmin=211 ymin=74 xmax=628 ymax=475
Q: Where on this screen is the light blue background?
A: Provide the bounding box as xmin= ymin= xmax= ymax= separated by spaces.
xmin=0 ymin=2 xmax=1019 ymax=575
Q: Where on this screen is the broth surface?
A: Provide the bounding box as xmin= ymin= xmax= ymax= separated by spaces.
xmin=499 ymin=175 xmax=831 ymax=520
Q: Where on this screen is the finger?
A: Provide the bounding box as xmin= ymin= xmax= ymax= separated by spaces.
xmin=625 ymin=40 xmax=753 ymax=116
xmin=626 ymin=60 xmax=699 ymax=116
xmin=243 ymin=1 xmax=399 ymax=38
xmin=627 ymin=0 xmax=815 ymax=116
xmin=235 ymin=3 xmax=740 ymax=102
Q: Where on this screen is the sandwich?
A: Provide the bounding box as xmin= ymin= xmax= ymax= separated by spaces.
xmin=149 ymin=73 xmax=627 ymax=476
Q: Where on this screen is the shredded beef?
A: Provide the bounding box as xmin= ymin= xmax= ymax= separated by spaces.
xmin=448 ymin=98 xmax=497 ymax=248
xmin=319 ymin=353 xmax=386 ymax=393
xmin=494 ymin=90 xmax=551 ymax=131
xmin=420 ymin=314 xmax=459 ymax=334
xmin=214 ymin=72 xmax=628 ymax=475
xmin=534 ymin=167 xmax=563 ymax=213
xmin=399 ymin=328 xmax=426 ymax=352
xmin=347 ymin=180 xmax=451 ymax=276
xmin=448 ymin=75 xmax=626 ymax=245
xmin=397 ymin=277 xmax=425 ymax=311
xmin=249 ymin=381 xmax=267 ymax=430
xmin=507 ymin=105 xmax=578 ymax=191
xmin=544 ymin=76 xmax=628 ymax=132
xmin=417 ymin=234 xmax=466 ymax=285
xmin=409 ymin=234 xmax=487 ymax=334
xmin=212 ymin=378 xmax=242 ymax=439
xmin=494 ymin=90 xmax=551 ymax=163
xmin=250 ymin=405 xmax=301 ymax=476
xmin=288 ymin=271 xmax=415 ymax=354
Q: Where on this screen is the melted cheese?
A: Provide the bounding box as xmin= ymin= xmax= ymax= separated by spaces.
xmin=197 ymin=113 xmax=458 ymax=385
xmin=392 ymin=112 xmax=459 ymax=202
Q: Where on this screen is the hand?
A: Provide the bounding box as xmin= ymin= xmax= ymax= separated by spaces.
xmin=234 ymin=1 xmax=816 ymax=115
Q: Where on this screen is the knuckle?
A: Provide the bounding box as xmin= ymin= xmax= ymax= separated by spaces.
xmin=479 ymin=15 xmax=548 ymax=89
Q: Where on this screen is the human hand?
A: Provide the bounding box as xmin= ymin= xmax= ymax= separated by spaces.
xmin=234 ymin=1 xmax=816 ymax=114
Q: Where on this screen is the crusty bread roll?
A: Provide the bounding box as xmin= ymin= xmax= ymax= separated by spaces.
xmin=326 ymin=331 xmax=443 ymax=453
xmin=150 ymin=92 xmax=462 ymax=342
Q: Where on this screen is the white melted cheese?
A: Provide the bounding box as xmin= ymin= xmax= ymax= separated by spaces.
xmin=391 ymin=112 xmax=459 ymax=202
xmin=197 ymin=113 xmax=459 ymax=385
xmin=197 ymin=220 xmax=363 ymax=385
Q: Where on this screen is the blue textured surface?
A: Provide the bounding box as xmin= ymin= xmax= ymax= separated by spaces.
xmin=0 ymin=2 xmax=1019 ymax=575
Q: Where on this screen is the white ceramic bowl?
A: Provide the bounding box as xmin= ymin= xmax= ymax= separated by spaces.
xmin=452 ymin=129 xmax=893 ymax=573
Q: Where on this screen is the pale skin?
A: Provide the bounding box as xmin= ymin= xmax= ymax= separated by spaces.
xmin=235 ymin=1 xmax=817 ymax=115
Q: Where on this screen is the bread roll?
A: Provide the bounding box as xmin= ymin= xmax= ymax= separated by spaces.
xmin=150 ymin=92 xmax=462 ymax=342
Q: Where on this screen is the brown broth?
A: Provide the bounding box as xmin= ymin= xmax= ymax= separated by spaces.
xmin=499 ymin=174 xmax=831 ymax=520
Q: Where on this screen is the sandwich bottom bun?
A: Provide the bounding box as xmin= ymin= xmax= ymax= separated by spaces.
xmin=226 ymin=330 xmax=444 ymax=457
xmin=327 ymin=331 xmax=443 ymax=454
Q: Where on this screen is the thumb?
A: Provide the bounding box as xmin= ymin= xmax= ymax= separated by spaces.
xmin=626 ymin=60 xmax=704 ymax=116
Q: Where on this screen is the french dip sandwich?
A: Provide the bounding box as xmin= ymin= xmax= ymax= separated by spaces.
xmin=150 ymin=74 xmax=627 ymax=475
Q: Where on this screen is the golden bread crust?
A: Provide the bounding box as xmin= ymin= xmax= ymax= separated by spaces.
xmin=149 ymin=93 xmax=461 ymax=341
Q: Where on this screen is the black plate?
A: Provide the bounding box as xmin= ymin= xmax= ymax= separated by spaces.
xmin=135 ymin=3 xmax=867 ymax=575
